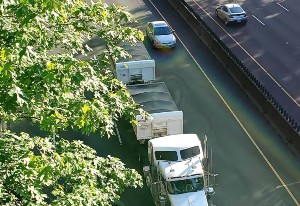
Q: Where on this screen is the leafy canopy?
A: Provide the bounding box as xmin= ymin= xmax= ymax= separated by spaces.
xmin=0 ymin=0 xmax=145 ymax=135
xmin=0 ymin=131 xmax=142 ymax=205
xmin=0 ymin=0 xmax=147 ymax=205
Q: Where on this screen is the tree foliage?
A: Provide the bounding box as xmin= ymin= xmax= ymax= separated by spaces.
xmin=0 ymin=0 xmax=145 ymax=135
xmin=0 ymin=131 xmax=142 ymax=205
xmin=0 ymin=0 xmax=147 ymax=205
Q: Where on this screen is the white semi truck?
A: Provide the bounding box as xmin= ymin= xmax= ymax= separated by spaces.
xmin=112 ymin=41 xmax=155 ymax=84
xmin=144 ymin=134 xmax=216 ymax=206
xmin=127 ymin=82 xmax=217 ymax=206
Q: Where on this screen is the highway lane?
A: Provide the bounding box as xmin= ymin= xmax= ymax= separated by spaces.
xmin=101 ymin=0 xmax=300 ymax=205
xmin=188 ymin=0 xmax=300 ymax=125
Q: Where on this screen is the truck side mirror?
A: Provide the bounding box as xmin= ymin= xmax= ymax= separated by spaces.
xmin=206 ymin=187 xmax=215 ymax=199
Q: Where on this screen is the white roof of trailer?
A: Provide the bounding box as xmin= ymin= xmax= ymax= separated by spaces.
xmin=127 ymin=82 xmax=178 ymax=114
xmin=117 ymin=41 xmax=151 ymax=63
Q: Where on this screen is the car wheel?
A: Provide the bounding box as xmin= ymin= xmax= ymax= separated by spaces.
xmin=215 ymin=10 xmax=219 ymax=18
xmin=151 ymin=40 xmax=156 ymax=49
xmin=224 ymin=18 xmax=229 ymax=26
xmin=152 ymin=43 xmax=157 ymax=49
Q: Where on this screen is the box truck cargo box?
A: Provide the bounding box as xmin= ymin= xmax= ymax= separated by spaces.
xmin=114 ymin=41 xmax=155 ymax=84
xmin=127 ymin=82 xmax=183 ymax=142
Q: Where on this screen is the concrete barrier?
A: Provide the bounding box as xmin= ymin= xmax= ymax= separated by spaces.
xmin=169 ymin=0 xmax=300 ymax=159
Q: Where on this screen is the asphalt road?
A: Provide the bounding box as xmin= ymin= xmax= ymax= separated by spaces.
xmin=10 ymin=0 xmax=300 ymax=206
xmin=103 ymin=0 xmax=300 ymax=205
xmin=187 ymin=0 xmax=300 ymax=125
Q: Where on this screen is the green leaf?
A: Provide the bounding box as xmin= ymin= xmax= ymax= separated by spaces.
xmin=82 ymin=104 xmax=90 ymax=114
xmin=1 ymin=48 xmax=6 ymax=61
xmin=46 ymin=61 xmax=55 ymax=71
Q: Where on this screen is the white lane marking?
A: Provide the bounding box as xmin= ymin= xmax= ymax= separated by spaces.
xmin=277 ymin=3 xmax=290 ymax=11
xmin=252 ymin=15 xmax=266 ymax=25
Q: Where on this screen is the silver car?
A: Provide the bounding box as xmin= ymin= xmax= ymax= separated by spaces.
xmin=215 ymin=4 xmax=247 ymax=25
xmin=146 ymin=21 xmax=176 ymax=49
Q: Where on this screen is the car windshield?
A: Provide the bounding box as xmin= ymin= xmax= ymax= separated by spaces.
xmin=166 ymin=177 xmax=204 ymax=194
xmin=229 ymin=7 xmax=244 ymax=13
xmin=154 ymin=26 xmax=172 ymax=35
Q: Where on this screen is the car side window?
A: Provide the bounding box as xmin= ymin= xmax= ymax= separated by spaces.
xmin=222 ymin=6 xmax=228 ymax=12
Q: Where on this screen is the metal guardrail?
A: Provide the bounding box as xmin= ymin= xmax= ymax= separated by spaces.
xmin=169 ymin=0 xmax=300 ymax=159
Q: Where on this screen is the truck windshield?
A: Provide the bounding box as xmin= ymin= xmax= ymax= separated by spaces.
xmin=180 ymin=146 xmax=200 ymax=160
xmin=155 ymin=151 xmax=178 ymax=161
xmin=166 ymin=177 xmax=204 ymax=194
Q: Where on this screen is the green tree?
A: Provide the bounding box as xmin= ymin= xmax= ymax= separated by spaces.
xmin=0 ymin=0 xmax=146 ymax=205
xmin=0 ymin=131 xmax=142 ymax=205
xmin=0 ymin=0 xmax=145 ymax=134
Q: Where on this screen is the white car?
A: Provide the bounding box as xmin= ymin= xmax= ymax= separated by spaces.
xmin=146 ymin=21 xmax=176 ymax=49
xmin=215 ymin=4 xmax=247 ymax=26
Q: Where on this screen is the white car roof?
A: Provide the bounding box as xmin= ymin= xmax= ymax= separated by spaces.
xmin=150 ymin=21 xmax=168 ymax=28
xmin=225 ymin=3 xmax=242 ymax=8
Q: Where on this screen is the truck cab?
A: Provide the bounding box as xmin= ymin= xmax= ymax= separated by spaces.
xmin=143 ymin=134 xmax=216 ymax=206
xmin=157 ymin=159 xmax=209 ymax=206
